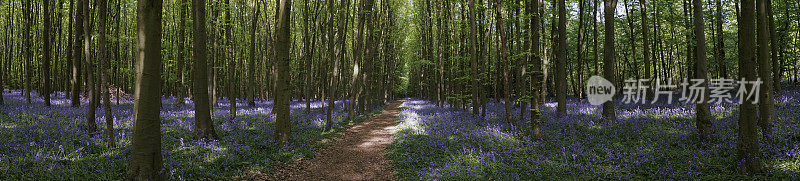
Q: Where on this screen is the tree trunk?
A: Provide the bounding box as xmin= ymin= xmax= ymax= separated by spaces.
xmin=71 ymin=0 xmax=83 ymax=108
xmin=530 ymin=0 xmax=543 ymax=139
xmin=97 ymin=0 xmax=115 ymax=147
xmin=226 ymin=0 xmax=236 ymax=120
xmin=248 ymin=2 xmax=259 ymax=107
xmin=82 ymin=0 xmax=97 ymax=133
xmin=127 ymin=0 xmax=164 ymax=179
xmin=495 ymin=0 xmax=513 ymax=124
xmin=577 ymin=0 xmax=586 ymax=99
xmin=593 ymin=0 xmax=599 ymax=76
xmin=275 ymin=0 xmax=293 ymax=146
xmin=556 ymin=0 xmax=567 ymax=117
xmin=736 ymin=0 xmax=763 ymax=174
xmin=210 ymin=4 xmax=218 ymax=106
xmin=43 ymin=0 xmax=52 ymax=106
xmin=756 ymin=0 xmax=774 ymax=140
xmin=470 ymin=0 xmax=479 ymax=115
xmin=192 ymin=0 xmax=218 ymax=140
xmin=767 ymin=0 xmax=778 ymax=92
xmin=23 ymin=0 xmax=32 ymax=104
xmin=693 ymin=0 xmax=713 ymax=142
xmin=715 ymin=0 xmax=726 ymax=79
xmin=641 ymin=0 xmax=652 ymax=97
xmin=176 ymin=0 xmax=187 ymax=107
xmin=602 ymin=0 xmax=617 ymax=120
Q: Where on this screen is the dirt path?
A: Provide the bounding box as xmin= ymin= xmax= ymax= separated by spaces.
xmin=261 ymin=100 xmax=404 ymax=181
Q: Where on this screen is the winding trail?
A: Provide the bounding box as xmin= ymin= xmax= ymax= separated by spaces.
xmin=262 ymin=100 xmax=404 ymax=181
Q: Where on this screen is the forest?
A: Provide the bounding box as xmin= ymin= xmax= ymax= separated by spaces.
xmin=0 ymin=0 xmax=799 ymax=180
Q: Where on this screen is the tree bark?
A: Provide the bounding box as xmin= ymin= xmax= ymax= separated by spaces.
xmin=127 ymin=0 xmax=164 ymax=179
xmin=693 ymin=0 xmax=713 ymax=142
xmin=495 ymin=0 xmax=513 ymax=124
xmin=98 ymin=0 xmax=115 ymax=147
xmin=767 ymin=0 xmax=779 ymax=92
xmin=577 ymin=0 xmax=586 ymax=99
xmin=642 ymin=0 xmax=652 ymax=97
xmin=43 ymin=0 xmax=52 ymax=106
xmin=530 ymin=0 xmax=543 ymax=139
xmin=192 ymin=0 xmax=218 ymax=140
xmin=23 ymin=0 xmax=32 ymax=104
xmin=602 ymin=0 xmax=617 ymax=120
xmin=275 ymin=0 xmax=293 ymax=145
xmin=71 ymin=0 xmax=83 ymax=108
xmin=756 ymin=0 xmax=774 ymax=140
xmin=736 ymin=0 xmax=763 ymax=174
xmin=248 ymin=2 xmax=260 ymax=107
xmin=556 ymin=0 xmax=568 ymax=117
xmin=81 ymin=0 xmax=97 ymax=133
xmin=225 ymin=0 xmax=237 ymax=120
xmin=470 ymin=0 xmax=479 ymax=115
xmin=176 ymin=0 xmax=187 ymax=107
xmin=715 ymin=0 xmax=726 ymax=79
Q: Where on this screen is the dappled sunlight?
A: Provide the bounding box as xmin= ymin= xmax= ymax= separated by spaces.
xmin=0 ymin=89 xmax=382 ymax=180
xmin=389 ymin=93 xmax=800 ymax=179
xmin=482 ymin=125 xmax=519 ymax=144
xmin=397 ymin=110 xmax=427 ymax=135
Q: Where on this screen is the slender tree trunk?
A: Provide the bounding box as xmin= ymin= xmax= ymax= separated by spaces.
xmin=226 ymin=0 xmax=236 ymax=120
xmin=115 ymin=0 xmax=122 ymax=105
xmin=641 ymin=0 xmax=652 ymax=97
xmin=176 ymin=0 xmax=187 ymax=107
xmin=756 ymin=0 xmax=774 ymax=140
xmin=470 ymin=0 xmax=479 ymax=115
xmin=43 ymin=0 xmax=52 ymax=106
xmin=530 ymin=0 xmax=543 ymax=139
xmin=72 ymin=0 xmax=83 ymax=108
xmin=556 ymin=0 xmax=567 ymax=117
xmin=577 ymin=0 xmax=586 ymax=99
xmin=98 ymin=0 xmax=115 ymax=147
xmin=81 ymin=0 xmax=97 ymax=132
xmin=325 ymin=0 xmax=337 ymax=131
xmin=210 ymin=4 xmax=218 ymax=107
xmin=593 ymin=0 xmax=599 ymax=76
xmin=767 ymin=0 xmax=779 ymax=92
xmin=275 ymin=0 xmax=293 ymax=145
xmin=494 ymin=0 xmax=513 ymax=124
xmin=23 ymin=0 xmax=32 ymax=104
xmin=1 ymin=0 xmax=9 ymax=105
xmin=693 ymin=0 xmax=713 ymax=142
xmin=192 ymin=0 xmax=218 ymax=140
xmin=127 ymin=0 xmax=164 ymax=179
xmin=736 ymin=0 xmax=763 ymax=174
xmin=715 ymin=0 xmax=726 ymax=79
xmin=480 ymin=0 xmax=488 ymax=117
xmin=602 ymin=0 xmax=617 ymax=120
xmin=248 ymin=2 xmax=259 ymax=107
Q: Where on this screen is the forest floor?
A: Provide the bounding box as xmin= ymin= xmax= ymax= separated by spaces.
xmin=262 ymin=100 xmax=405 ymax=181
xmin=0 ymin=90 xmax=389 ymax=180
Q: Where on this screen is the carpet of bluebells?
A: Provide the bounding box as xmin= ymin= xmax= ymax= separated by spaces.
xmin=388 ymin=89 xmax=800 ymax=180
xmin=0 ymin=90 xmax=384 ymax=180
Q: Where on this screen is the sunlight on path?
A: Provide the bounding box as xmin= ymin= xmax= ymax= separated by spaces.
xmin=262 ymin=100 xmax=405 ymax=181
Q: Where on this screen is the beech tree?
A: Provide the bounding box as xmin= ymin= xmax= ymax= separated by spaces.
xmin=192 ymin=0 xmax=218 ymax=140
xmin=757 ymin=0 xmax=774 ymax=139
xmin=98 ymin=0 xmax=114 ymax=147
xmin=693 ymin=0 xmax=713 ymax=143
xmin=43 ymin=0 xmax=51 ymax=107
xmin=127 ymin=0 xmax=164 ymax=179
xmin=556 ymin=0 xmax=567 ymax=117
xmin=736 ymin=0 xmax=762 ymax=174
xmin=274 ymin=0 xmax=293 ymax=145
xmin=602 ymin=0 xmax=617 ymax=120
